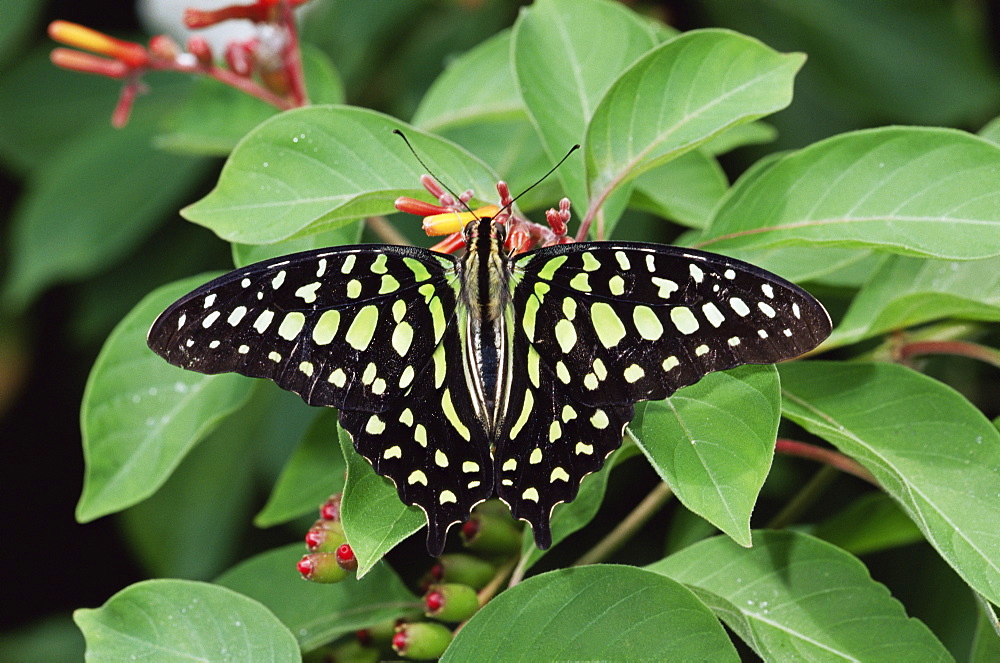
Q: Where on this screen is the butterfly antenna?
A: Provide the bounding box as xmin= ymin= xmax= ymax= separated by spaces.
xmin=393 ymin=129 xmax=477 ymax=215
xmin=498 ymin=144 xmax=580 ymax=217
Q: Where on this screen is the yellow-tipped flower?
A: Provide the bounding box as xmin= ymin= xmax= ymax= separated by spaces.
xmin=48 ymin=21 xmax=148 ymax=68
xmin=423 ymin=205 xmax=500 ymax=236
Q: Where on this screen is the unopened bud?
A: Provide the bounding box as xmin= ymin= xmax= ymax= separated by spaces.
xmin=433 ymin=554 xmax=496 ymax=589
xmin=461 ymin=512 xmax=522 ymax=555
xmin=298 ymin=552 xmax=349 ymax=583
xmin=423 ymin=583 xmax=479 ymax=622
xmin=392 ymin=622 xmax=453 ymax=660
xmin=305 ymin=519 xmax=346 ymax=552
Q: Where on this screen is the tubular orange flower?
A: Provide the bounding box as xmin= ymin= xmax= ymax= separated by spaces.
xmin=423 ymin=205 xmax=500 ymax=236
xmin=50 ymin=48 xmax=129 ymax=78
xmin=48 ymin=21 xmax=148 ymax=68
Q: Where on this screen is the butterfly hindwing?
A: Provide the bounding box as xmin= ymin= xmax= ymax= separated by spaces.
xmin=148 ymin=245 xmax=457 ymax=411
xmin=495 ymin=330 xmax=633 ymax=548
xmin=338 ymin=317 xmax=494 ymax=556
xmin=511 ymin=241 xmax=832 ymax=407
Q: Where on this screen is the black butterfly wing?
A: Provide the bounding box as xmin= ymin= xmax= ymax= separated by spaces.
xmin=496 ymin=241 xmax=831 ymax=547
xmin=148 ymin=245 xmax=493 ymax=554
xmin=148 ymin=245 xmax=456 ymax=411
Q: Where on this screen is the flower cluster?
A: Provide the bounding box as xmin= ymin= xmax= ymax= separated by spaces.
xmin=395 ymin=175 xmax=575 ymax=255
xmin=48 ymin=0 xmax=311 ymax=127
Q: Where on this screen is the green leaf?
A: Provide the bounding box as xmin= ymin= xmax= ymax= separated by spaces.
xmin=338 ymin=423 xmax=423 ymax=576
xmin=119 ymin=406 xmax=257 ymax=579
xmin=518 ymin=443 xmax=641 ymax=570
xmin=638 ymin=365 xmax=779 ymax=546
xmin=980 ymin=115 xmax=1000 ymax=146
xmin=255 ymin=409 xmax=345 ymax=528
xmin=0 ymin=0 xmax=42 ymax=66
xmin=512 ymin=0 xmax=658 ymax=211
xmin=779 ymin=361 xmax=1000 ymax=605
xmin=182 ymin=106 xmax=499 ymax=245
xmin=629 ymin=149 xmax=729 ymax=228
xmin=216 ymin=544 xmax=419 ymax=652
xmin=412 ymin=30 xmax=520 ymax=132
xmin=702 ymin=121 xmax=778 ymax=155
xmin=813 ymin=492 xmax=924 ymax=556
xmin=698 ymin=0 xmax=1000 ymax=128
xmin=74 ymin=579 xmax=300 ymax=661
xmin=77 ymin=275 xmax=254 ymax=522
xmin=444 ymin=565 xmax=738 ymax=661
xmin=156 ymin=44 xmax=345 ymax=157
xmin=2 ymin=125 xmax=212 ymax=310
xmin=828 ymin=256 xmax=1000 ymax=346
xmin=648 ymin=530 xmax=950 ymax=661
xmin=700 ymin=127 xmax=1000 ymax=260
xmin=0 ymin=47 xmax=146 ymax=175
xmin=232 ymin=218 xmax=365 ymax=268
xmin=586 ymin=29 xmax=804 ymax=204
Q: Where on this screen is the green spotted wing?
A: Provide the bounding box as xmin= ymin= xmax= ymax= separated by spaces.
xmin=495 ymin=242 xmax=832 ymax=546
xmin=147 ymin=246 xmax=493 ymax=555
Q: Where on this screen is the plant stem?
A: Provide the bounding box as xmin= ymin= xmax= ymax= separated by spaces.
xmin=366 ymin=216 xmax=412 ymax=246
xmin=766 ymin=464 xmax=839 ymax=529
xmin=897 ymin=339 xmax=1000 ymax=368
xmin=573 ymin=481 xmax=674 ymax=567
xmin=775 ymin=438 xmax=877 ymax=486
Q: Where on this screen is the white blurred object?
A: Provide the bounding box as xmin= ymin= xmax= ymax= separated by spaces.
xmin=138 ymin=0 xmax=311 ymax=52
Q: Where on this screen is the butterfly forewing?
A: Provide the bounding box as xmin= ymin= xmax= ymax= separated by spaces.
xmin=510 ymin=242 xmax=832 ymax=407
xmin=148 ymin=245 xmax=457 ymax=411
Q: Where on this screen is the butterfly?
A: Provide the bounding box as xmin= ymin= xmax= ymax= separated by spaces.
xmin=148 ymin=206 xmax=831 ymax=555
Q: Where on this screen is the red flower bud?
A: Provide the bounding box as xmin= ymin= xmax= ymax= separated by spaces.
xmin=186 ymin=36 xmax=213 ymax=67
xmin=50 ymin=48 xmax=129 ymax=78
xmin=335 ymin=543 xmax=358 ymax=572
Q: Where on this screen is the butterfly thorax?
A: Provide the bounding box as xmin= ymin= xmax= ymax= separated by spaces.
xmin=458 ymin=217 xmax=512 ymax=436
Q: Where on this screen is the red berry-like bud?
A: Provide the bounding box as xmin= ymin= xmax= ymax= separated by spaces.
xmin=425 ymin=590 xmax=444 ymax=613
xmin=187 ymin=36 xmax=213 ymax=66
xmin=305 ymin=520 xmax=346 ymax=552
xmin=336 ymin=543 xmax=358 ymax=571
xmin=319 ymin=494 xmax=342 ymax=521
xmin=461 ymin=518 xmax=480 ymax=540
xmin=356 ymin=628 xmax=372 ymax=646
xmin=392 ymin=630 xmax=409 ymax=652
xmin=430 ymin=563 xmax=444 ymax=581
xmin=297 ymin=555 xmax=314 ymax=577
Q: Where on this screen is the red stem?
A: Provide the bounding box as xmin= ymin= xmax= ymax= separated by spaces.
xmin=775 ymin=438 xmax=878 ymax=486
xmin=897 ymin=340 xmax=1000 ymax=368
xmin=280 ymin=0 xmax=308 ymax=106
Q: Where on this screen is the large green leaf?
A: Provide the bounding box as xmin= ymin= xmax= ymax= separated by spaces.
xmin=444 ymin=565 xmax=738 ymax=661
xmin=779 ymin=361 xmax=1000 ymax=604
xmin=77 ymin=275 xmax=254 ymax=522
xmin=700 ymin=127 xmax=1000 ymax=260
xmin=255 ymin=409 xmax=345 ymax=528
xmin=512 ymin=0 xmax=657 ymax=218
xmin=156 ymin=44 xmax=345 ymax=157
xmin=338 ymin=423 xmax=423 ymax=576
xmin=412 ymin=29 xmax=520 ymax=132
xmin=648 ymin=530 xmax=950 ymax=661
xmin=119 ymin=408 xmax=257 ymax=579
xmin=216 ymin=544 xmax=419 ymax=652
xmin=182 ymin=106 xmax=500 ymax=245
xmin=74 ymin=579 xmax=300 ymax=661
xmin=813 ymin=492 xmax=924 ymax=556
xmin=586 ymin=29 xmax=803 ymax=207
xmin=828 ymin=256 xmax=1000 ymax=346
xmin=2 ymin=124 xmax=211 ymax=310
xmin=629 ymin=149 xmax=729 ymax=228
xmin=638 ymin=365 xmax=779 ymax=546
